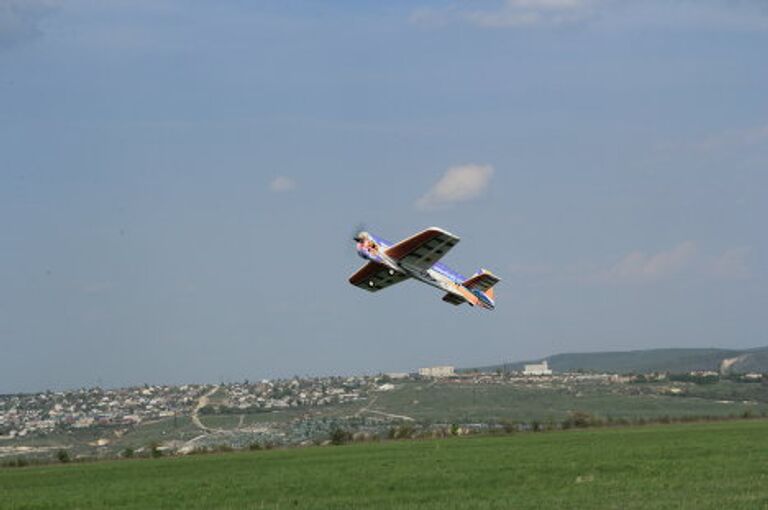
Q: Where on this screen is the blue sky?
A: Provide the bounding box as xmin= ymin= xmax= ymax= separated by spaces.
xmin=1 ymin=0 xmax=767 ymax=392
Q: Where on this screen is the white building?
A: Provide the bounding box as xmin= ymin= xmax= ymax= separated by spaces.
xmin=523 ymin=360 xmax=552 ymax=376
xmin=419 ymin=366 xmax=455 ymax=378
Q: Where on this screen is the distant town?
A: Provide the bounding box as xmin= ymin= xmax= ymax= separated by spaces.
xmin=0 ymin=362 xmax=590 ymax=440
xmin=0 ymin=375 xmax=372 ymax=441
xmin=2 ymin=357 xmax=766 ymax=462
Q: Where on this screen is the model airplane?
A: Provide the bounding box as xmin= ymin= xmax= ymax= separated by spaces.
xmin=349 ymin=227 xmax=499 ymax=310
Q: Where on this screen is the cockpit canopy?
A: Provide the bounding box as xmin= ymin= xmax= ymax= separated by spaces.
xmin=353 ymin=231 xmax=370 ymax=243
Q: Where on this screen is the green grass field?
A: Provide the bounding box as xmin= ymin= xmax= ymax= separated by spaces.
xmin=2 ymin=419 xmax=767 ymax=509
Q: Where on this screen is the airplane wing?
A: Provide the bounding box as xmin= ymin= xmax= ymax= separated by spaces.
xmin=385 ymin=227 xmax=460 ymax=271
xmin=349 ymin=261 xmax=410 ymax=292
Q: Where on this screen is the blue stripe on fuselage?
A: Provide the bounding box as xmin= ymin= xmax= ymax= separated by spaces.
xmin=433 ymin=262 xmax=466 ymax=283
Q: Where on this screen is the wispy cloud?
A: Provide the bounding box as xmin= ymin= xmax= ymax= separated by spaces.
xmin=694 ymin=124 xmax=768 ymax=152
xmin=0 ymin=0 xmax=57 ymax=50
xmin=655 ymin=122 xmax=768 ymax=157
xmin=410 ymin=0 xmax=768 ymax=31
xmin=416 ymin=164 xmax=494 ymax=210
xmin=596 ymin=241 xmax=697 ymax=284
xmin=409 ymin=6 xmax=458 ymax=27
xmin=411 ymin=0 xmax=600 ymax=29
xmin=590 ymin=242 xmax=752 ymax=284
xmin=467 ymin=0 xmax=596 ymax=28
xmin=269 ymin=176 xmax=296 ymax=193
xmin=706 ymin=247 xmax=751 ymax=280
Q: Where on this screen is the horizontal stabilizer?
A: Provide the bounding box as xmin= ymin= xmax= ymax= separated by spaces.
xmin=442 ymin=293 xmax=466 ymax=306
xmin=462 ymin=270 xmax=500 ymax=292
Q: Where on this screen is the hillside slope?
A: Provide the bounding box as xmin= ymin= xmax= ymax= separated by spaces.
xmin=473 ymin=346 xmax=768 ymax=374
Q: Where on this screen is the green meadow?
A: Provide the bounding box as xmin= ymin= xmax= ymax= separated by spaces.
xmin=2 ymin=419 xmax=768 ymax=509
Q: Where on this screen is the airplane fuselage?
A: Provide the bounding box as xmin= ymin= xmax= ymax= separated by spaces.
xmin=356 ymin=233 xmax=495 ymax=309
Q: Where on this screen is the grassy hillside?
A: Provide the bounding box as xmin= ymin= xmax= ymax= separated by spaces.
xmin=545 ymin=348 xmax=736 ymax=373
xmin=731 ymin=349 xmax=768 ymax=373
xmin=369 ymin=380 xmax=768 ymax=423
xmin=2 ymin=420 xmax=768 ymax=509
xmin=474 ymin=346 xmax=768 ymax=374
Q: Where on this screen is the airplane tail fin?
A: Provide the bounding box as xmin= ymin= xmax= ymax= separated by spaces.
xmin=462 ymin=269 xmax=500 ymax=301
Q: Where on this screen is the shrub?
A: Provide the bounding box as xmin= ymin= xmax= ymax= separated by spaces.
xmin=330 ymin=428 xmax=352 ymax=445
xmin=56 ymin=449 xmax=71 ymax=464
xmin=149 ymin=442 xmax=163 ymax=458
xmin=564 ymin=411 xmax=597 ymax=429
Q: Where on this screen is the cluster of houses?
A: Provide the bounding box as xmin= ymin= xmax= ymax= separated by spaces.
xmin=0 ymin=385 xmax=207 ymax=439
xmin=212 ymin=376 xmax=373 ymax=412
xmin=0 ymin=376 xmax=383 ymax=441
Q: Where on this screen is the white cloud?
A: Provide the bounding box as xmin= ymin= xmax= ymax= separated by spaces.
xmin=269 ymin=176 xmax=296 ymax=193
xmin=598 ymin=241 xmax=697 ymax=284
xmin=0 ymin=0 xmax=57 ymax=50
xmin=416 ymin=164 xmax=494 ymax=210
